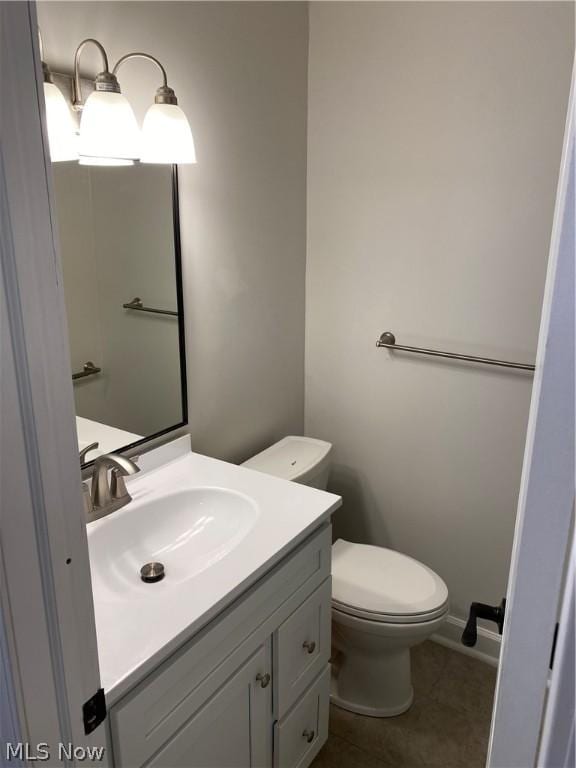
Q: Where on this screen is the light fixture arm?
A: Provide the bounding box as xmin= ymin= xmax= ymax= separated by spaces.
xmin=112 ymin=52 xmax=178 ymax=105
xmin=112 ymin=52 xmax=168 ymax=88
xmin=73 ymin=38 xmax=119 ymax=109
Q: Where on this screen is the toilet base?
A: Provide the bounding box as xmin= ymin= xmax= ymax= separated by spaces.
xmin=331 ymin=673 xmax=414 ymax=717
xmin=330 ymin=641 xmax=415 ymax=718
xmin=331 ymin=607 xmax=449 ymax=718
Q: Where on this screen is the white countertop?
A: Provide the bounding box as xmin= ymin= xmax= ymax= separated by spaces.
xmin=87 ymin=450 xmax=341 ymax=705
xmin=77 ymin=416 xmax=142 ymax=459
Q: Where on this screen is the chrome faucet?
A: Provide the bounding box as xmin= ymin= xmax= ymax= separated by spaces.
xmin=87 ymin=453 xmax=140 ymax=520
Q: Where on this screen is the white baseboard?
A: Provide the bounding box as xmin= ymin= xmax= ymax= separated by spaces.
xmin=431 ymin=614 xmax=501 ymax=668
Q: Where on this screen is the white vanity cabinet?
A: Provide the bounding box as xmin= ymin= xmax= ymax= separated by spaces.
xmin=108 ymin=524 xmax=332 ymax=768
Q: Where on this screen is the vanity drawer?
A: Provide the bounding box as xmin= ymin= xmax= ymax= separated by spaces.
xmin=275 ymin=578 xmax=332 ymax=716
xmin=274 ymin=666 xmax=330 ymax=768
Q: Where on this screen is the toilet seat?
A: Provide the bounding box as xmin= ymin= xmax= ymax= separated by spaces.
xmin=332 ymin=539 xmax=449 ymax=624
xmin=332 ymin=599 xmax=448 ymax=624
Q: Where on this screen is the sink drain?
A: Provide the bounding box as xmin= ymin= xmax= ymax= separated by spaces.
xmin=140 ymin=562 xmax=165 ymax=583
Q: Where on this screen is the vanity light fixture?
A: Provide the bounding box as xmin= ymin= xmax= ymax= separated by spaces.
xmin=39 ymin=32 xmax=78 ymax=162
xmin=112 ymin=53 xmax=196 ymax=165
xmin=73 ymin=39 xmax=140 ymax=165
xmin=40 ymin=32 xmax=196 ymax=166
xmin=40 ymin=36 xmax=197 ymax=166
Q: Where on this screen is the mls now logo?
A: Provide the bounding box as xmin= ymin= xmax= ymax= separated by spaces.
xmin=5 ymin=743 xmax=105 ymax=761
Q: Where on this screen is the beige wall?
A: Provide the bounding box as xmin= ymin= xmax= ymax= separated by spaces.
xmin=39 ymin=1 xmax=309 ymax=461
xmin=305 ymin=1 xmax=573 ymax=622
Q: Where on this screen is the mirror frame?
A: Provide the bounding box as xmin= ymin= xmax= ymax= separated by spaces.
xmin=79 ymin=166 xmax=188 ymax=470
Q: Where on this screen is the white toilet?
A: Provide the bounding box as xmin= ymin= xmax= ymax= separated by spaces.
xmin=242 ymin=436 xmax=449 ymax=717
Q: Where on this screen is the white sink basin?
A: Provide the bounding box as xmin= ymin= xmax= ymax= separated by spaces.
xmin=86 ymin=448 xmax=341 ymax=699
xmin=89 ymin=487 xmax=259 ymax=598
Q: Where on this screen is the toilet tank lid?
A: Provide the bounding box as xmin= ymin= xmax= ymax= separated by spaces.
xmin=242 ymin=436 xmax=332 ymax=481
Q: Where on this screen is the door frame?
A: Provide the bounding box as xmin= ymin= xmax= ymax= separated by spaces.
xmin=537 ymin=532 xmax=575 ymax=768
xmin=487 ymin=63 xmax=575 ymax=768
xmin=1 ymin=2 xmax=106 ymax=762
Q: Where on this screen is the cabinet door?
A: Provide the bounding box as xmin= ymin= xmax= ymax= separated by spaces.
xmin=147 ymin=644 xmax=271 ymax=768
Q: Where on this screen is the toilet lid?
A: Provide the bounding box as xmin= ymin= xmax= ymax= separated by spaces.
xmin=332 ymin=540 xmax=449 ymax=621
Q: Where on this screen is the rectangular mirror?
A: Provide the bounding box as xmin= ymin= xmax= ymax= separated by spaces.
xmin=52 ymin=163 xmax=187 ymax=466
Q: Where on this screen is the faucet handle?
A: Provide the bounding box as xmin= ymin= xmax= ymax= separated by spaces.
xmin=110 ymin=467 xmax=129 ymax=501
xmin=79 ymin=441 xmax=99 ymax=465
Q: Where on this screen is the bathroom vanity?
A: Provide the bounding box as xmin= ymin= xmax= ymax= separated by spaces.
xmin=87 ymin=446 xmax=340 ymax=768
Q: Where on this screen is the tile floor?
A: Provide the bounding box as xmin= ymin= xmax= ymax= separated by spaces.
xmin=312 ymin=641 xmax=497 ymax=768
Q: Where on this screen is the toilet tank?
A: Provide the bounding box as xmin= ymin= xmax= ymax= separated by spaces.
xmin=242 ymin=436 xmax=332 ymax=490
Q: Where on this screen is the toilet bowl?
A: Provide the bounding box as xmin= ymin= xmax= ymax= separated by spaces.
xmin=331 ymin=539 xmax=449 ymax=716
xmin=242 ymin=436 xmax=449 ymax=717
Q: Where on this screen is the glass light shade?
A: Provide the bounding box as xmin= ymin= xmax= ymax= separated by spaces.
xmin=43 ymin=82 xmax=78 ymax=162
xmin=79 ymin=90 xmax=140 ymax=162
xmin=141 ymin=103 xmax=196 ymax=164
xmin=78 ymin=156 xmax=134 ymax=167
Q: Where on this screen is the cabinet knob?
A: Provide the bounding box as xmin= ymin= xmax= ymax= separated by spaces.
xmin=303 ymin=729 xmax=315 ymax=743
xmin=302 ymin=639 xmax=316 ymax=654
xmin=256 ymin=672 xmax=271 ymax=688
